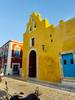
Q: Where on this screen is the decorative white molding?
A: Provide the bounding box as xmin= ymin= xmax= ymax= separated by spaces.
xmin=27 ymin=48 xmax=38 ymax=79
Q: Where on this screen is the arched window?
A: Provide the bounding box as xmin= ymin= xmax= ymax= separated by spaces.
xmin=30 ymin=38 xmax=35 ymax=47
xmin=29 ymin=26 xmax=32 ymax=33
xmin=33 ymin=21 xmax=36 ymax=30
xmin=14 ymin=46 xmax=20 ymax=57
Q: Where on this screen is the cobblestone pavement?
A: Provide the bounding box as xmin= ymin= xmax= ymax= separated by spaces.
xmin=0 ymin=77 xmax=75 ymax=100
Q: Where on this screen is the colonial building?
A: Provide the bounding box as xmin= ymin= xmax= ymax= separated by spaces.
xmin=0 ymin=40 xmax=23 ymax=75
xmin=22 ymin=12 xmax=75 ymax=83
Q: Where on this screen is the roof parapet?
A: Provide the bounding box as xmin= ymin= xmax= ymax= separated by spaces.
xmin=42 ymin=18 xmax=50 ymax=28
xmin=32 ymin=12 xmax=42 ymax=21
xmin=59 ymin=20 xmax=65 ymax=26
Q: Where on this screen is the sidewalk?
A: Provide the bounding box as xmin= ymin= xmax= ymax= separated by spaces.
xmin=6 ymin=75 xmax=75 ymax=93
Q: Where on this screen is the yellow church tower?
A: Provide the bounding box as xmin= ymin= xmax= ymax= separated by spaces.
xmin=22 ymin=12 xmax=62 ymax=83
xmin=22 ymin=12 xmax=75 ymax=83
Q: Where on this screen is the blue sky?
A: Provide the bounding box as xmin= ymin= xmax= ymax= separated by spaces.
xmin=0 ymin=0 xmax=75 ymax=46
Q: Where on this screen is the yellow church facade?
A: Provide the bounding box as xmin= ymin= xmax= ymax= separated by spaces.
xmin=22 ymin=12 xmax=75 ymax=83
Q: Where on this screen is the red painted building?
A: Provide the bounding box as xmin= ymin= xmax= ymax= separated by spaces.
xmin=0 ymin=40 xmax=23 ymax=75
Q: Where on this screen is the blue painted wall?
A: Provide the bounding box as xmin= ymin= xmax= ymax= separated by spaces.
xmin=62 ymin=53 xmax=75 ymax=78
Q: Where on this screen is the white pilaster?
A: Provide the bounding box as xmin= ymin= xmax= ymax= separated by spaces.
xmin=6 ymin=41 xmax=12 ymax=75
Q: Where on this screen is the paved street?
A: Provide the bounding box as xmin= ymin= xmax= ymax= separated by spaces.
xmin=0 ymin=77 xmax=75 ymax=100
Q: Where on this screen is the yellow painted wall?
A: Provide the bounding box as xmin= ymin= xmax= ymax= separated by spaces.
xmin=22 ymin=12 xmax=75 ymax=83
xmin=61 ymin=18 xmax=75 ymax=51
